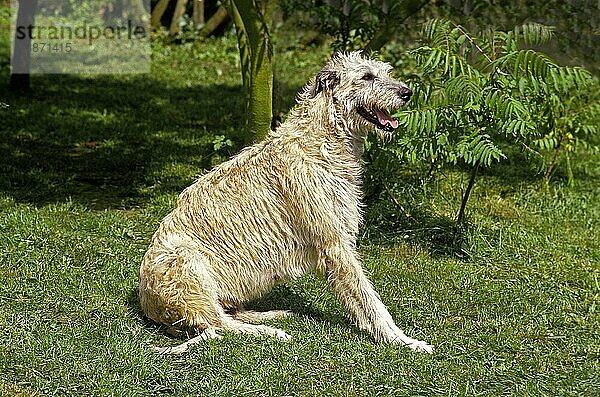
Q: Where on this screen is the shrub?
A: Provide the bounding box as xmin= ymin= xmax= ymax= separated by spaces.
xmin=375 ymin=19 xmax=599 ymax=222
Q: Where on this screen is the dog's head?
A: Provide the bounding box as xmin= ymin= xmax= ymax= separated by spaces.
xmin=308 ymin=51 xmax=412 ymax=138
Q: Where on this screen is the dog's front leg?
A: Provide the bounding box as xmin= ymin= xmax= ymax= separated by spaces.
xmin=321 ymin=243 xmax=434 ymax=353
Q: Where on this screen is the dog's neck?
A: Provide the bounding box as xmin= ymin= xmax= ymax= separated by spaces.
xmin=280 ymin=97 xmax=367 ymax=162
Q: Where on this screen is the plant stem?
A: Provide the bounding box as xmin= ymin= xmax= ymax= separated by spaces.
xmin=566 ymin=152 xmax=574 ymax=188
xmin=544 ymin=137 xmax=562 ymax=185
xmin=457 ymin=160 xmax=480 ymax=223
xmin=383 ymin=180 xmax=409 ymax=217
xmin=424 ymin=159 xmax=438 ymax=183
xmin=450 ymin=22 xmax=493 ymax=63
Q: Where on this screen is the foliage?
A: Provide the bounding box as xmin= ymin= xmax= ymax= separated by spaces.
xmin=170 ymin=12 xmax=204 ymax=42
xmin=396 ymin=19 xmax=595 ymax=167
xmin=280 ymin=0 xmax=599 ymax=72
xmin=531 ymin=77 xmax=600 ymax=186
xmin=378 ymin=19 xmax=599 ymax=221
xmin=434 ymin=0 xmax=600 ymax=75
xmin=280 ymin=0 xmax=426 ymax=52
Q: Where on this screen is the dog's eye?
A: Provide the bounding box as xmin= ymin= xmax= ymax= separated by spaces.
xmin=362 ymin=73 xmax=375 ymax=81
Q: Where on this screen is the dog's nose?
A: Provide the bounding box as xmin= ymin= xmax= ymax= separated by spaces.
xmin=398 ymin=87 xmax=412 ymax=101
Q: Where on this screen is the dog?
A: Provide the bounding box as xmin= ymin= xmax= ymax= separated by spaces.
xmin=139 ymin=51 xmax=433 ymax=354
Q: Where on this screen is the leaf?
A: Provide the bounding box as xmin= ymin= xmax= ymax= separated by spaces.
xmin=521 ymin=23 xmax=555 ymax=47
xmin=446 ymin=75 xmax=482 ymax=104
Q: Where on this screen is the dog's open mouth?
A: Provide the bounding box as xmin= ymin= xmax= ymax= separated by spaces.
xmin=357 ymin=106 xmax=399 ymax=132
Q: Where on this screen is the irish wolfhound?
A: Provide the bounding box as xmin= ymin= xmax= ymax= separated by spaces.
xmin=139 ymin=51 xmax=433 ymax=354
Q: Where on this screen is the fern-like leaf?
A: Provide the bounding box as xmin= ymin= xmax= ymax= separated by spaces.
xmin=446 ymin=75 xmax=482 ymax=104
xmin=520 ymin=23 xmax=555 ymax=47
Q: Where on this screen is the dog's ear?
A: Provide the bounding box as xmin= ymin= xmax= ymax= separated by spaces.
xmin=312 ymin=69 xmax=339 ymax=97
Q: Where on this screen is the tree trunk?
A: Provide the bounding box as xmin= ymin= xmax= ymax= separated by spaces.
xmin=129 ymin=0 xmax=149 ymax=20
xmin=10 ymin=0 xmax=38 ymax=94
xmin=230 ymin=0 xmax=274 ymax=144
xmin=543 ymin=138 xmax=562 ymax=186
xmin=169 ymin=0 xmax=188 ymax=35
xmin=151 ymin=0 xmax=170 ymax=29
xmin=192 ymin=0 xmax=204 ymax=28
xmin=197 ymin=6 xmax=229 ymax=38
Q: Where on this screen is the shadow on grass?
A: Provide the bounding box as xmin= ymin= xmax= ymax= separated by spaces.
xmin=359 ymin=141 xmax=559 ymax=259
xmin=363 ymin=201 xmax=472 ymax=259
xmin=126 ymin=283 xmax=347 ymax=341
xmin=0 ymin=72 xmax=310 ymax=209
xmin=0 ymin=74 xmax=247 ymax=209
xmin=245 ymin=284 xmax=332 ymax=322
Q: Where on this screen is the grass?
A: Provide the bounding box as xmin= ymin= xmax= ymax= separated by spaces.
xmin=1 ymin=11 xmax=599 ymax=396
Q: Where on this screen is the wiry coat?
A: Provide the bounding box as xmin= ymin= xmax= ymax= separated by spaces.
xmin=139 ymin=52 xmax=433 ymax=354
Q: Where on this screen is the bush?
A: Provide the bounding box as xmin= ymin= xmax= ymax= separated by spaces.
xmin=373 ymin=19 xmax=599 ymax=222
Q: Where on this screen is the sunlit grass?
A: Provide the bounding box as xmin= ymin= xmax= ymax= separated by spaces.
xmin=0 ymin=16 xmax=598 ymax=396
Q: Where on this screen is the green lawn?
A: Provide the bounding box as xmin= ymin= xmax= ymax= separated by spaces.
xmin=1 ymin=21 xmax=599 ymax=397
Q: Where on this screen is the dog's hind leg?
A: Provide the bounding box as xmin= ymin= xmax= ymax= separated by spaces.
xmin=141 ymin=239 xmax=235 ymax=354
xmin=221 ymin=316 xmax=292 ymax=341
xmin=154 ymin=327 xmax=223 ymax=355
xmin=157 ymin=313 xmax=293 ymax=352
xmin=232 ymin=309 xmax=293 ymax=323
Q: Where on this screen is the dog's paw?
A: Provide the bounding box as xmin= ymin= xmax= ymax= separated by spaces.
xmin=154 ymin=328 xmax=224 ymax=355
xmin=384 ymin=332 xmax=433 ymax=353
xmin=154 ymin=345 xmax=186 ymax=355
xmin=274 ymin=328 xmax=292 ymax=342
xmin=268 ymin=310 xmax=294 ymax=319
xmin=407 ymin=340 xmax=434 ymax=354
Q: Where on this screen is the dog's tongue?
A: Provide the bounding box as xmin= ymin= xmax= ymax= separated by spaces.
xmin=375 ymin=109 xmax=399 ymax=129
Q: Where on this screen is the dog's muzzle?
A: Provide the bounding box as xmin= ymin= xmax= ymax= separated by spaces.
xmin=357 ymin=106 xmax=399 ymax=132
